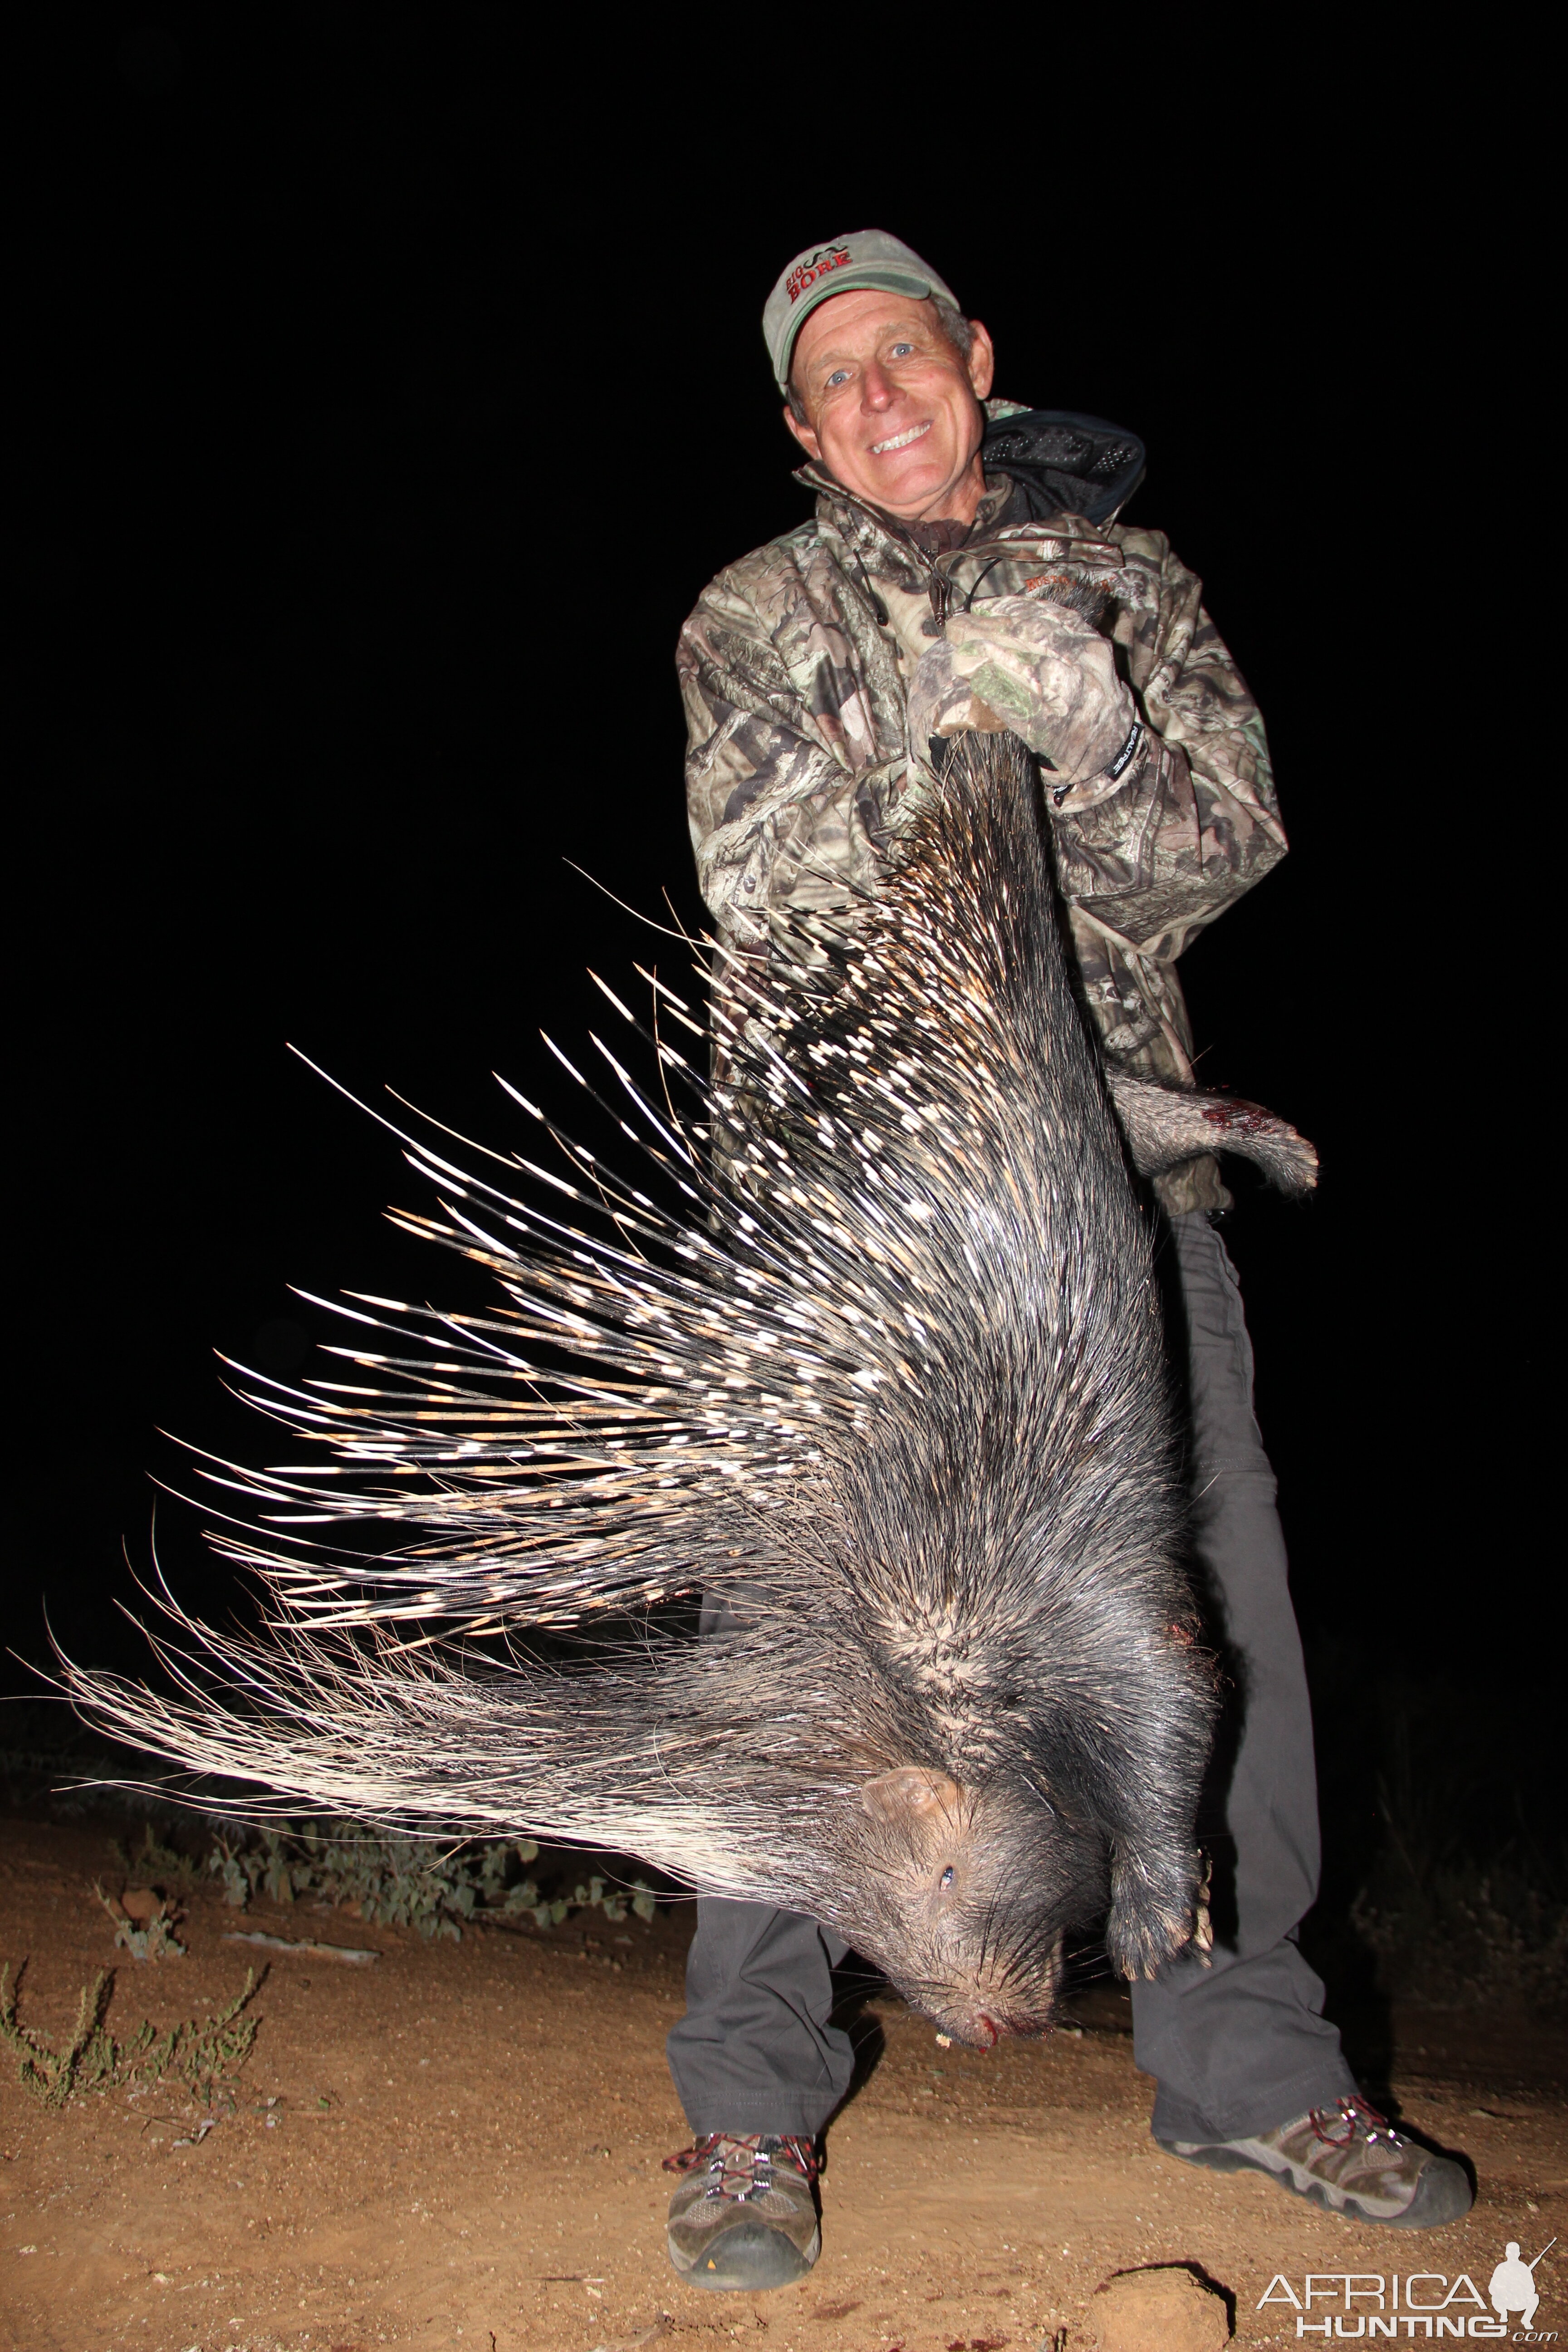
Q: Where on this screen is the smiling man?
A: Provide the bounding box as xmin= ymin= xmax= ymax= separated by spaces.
xmin=662 ymin=230 xmax=1473 ymax=2292
xmin=782 ymin=280 xmax=998 ymax=519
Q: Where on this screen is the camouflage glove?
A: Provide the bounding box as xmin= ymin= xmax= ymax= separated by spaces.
xmin=906 ymin=593 xmax=1138 ymax=797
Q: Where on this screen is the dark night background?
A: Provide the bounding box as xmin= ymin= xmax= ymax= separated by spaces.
xmin=9 ymin=17 xmax=1548 ymax=2011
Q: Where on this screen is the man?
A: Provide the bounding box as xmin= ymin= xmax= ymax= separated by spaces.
xmin=664 ymin=230 xmax=1472 ymax=2291
xmin=1489 ymin=2242 xmax=1546 ymax=2332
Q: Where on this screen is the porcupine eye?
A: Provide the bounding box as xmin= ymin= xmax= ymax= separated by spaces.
xmin=939 ymin=1866 xmax=956 ymax=1890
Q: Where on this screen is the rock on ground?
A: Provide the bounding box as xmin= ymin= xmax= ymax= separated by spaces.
xmin=1094 ymin=2261 xmax=1230 ymax=2348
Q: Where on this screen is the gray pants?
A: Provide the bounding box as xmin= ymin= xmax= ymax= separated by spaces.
xmin=665 ymin=1211 xmax=1358 ymax=2145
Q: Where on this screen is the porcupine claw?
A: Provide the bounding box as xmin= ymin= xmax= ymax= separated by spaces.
xmin=1192 ymin=1852 xmax=1215 ymax=1961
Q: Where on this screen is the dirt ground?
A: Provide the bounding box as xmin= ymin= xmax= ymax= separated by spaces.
xmin=2 ymin=1816 xmax=1563 ymax=2352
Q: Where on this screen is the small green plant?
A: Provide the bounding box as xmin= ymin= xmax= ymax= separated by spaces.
xmin=94 ymin=1884 xmax=186 ymax=1961
xmin=207 ymin=1830 xmax=306 ymax=1908
xmin=0 ymin=1962 xmax=260 ymax=2109
xmin=0 ymin=1966 xmax=124 ymax=2106
xmin=210 ymin=1837 xmax=250 ymax=1908
xmin=108 ymin=1822 xmax=203 ymax=1894
xmin=206 ymin=1823 xmax=659 ymax=1940
xmin=564 ymin=1872 xmax=657 ymax=1926
xmin=152 ymin=1971 xmax=262 ymax=2108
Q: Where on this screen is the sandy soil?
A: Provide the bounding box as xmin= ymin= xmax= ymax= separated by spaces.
xmin=2 ymin=1815 xmax=1564 ymax=2352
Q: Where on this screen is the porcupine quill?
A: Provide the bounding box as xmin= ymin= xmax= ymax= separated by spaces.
xmin=61 ymin=731 xmax=1315 ymax=2042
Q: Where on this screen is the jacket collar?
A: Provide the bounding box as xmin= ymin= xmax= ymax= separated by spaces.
xmin=976 ymin=404 xmax=1145 ymax=528
xmin=794 ymin=400 xmax=1145 ymax=578
xmin=794 ymin=461 xmax=1014 ymax=593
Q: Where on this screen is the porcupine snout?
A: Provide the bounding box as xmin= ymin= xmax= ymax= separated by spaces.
xmin=833 ymin=1768 xmax=1108 ymax=2047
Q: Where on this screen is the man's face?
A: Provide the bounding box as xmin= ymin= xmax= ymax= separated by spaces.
xmin=784 ymin=289 xmax=995 ymax=523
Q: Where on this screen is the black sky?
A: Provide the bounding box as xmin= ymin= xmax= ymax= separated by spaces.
xmin=10 ymin=15 xmax=1532 ymax=1709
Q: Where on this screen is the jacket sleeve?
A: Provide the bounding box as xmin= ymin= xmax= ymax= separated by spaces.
xmin=1045 ymin=526 xmax=1286 ymax=965
xmin=679 ymin=572 xmax=906 ymax=948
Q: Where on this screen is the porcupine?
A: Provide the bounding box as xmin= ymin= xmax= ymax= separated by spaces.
xmin=64 ymin=727 xmax=1317 ymax=2048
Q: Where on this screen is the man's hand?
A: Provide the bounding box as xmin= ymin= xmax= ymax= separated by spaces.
xmin=906 ymin=593 xmax=1137 ymax=795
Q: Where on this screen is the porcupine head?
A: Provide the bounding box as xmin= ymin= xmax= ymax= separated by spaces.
xmin=836 ymin=1765 xmax=1109 ymax=2048
xmin=764 ymin=1595 xmax=1208 ymax=2049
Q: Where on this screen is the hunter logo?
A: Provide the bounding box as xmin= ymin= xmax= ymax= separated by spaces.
xmin=1255 ymin=2243 xmax=1558 ymax=2337
xmin=785 ymin=245 xmax=853 ymax=305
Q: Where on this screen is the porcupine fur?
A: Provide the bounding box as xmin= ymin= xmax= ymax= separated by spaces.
xmin=65 ymin=730 xmax=1315 ymax=2042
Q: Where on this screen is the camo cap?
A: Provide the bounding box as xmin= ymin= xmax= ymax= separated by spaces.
xmin=764 ymin=230 xmax=960 ymax=392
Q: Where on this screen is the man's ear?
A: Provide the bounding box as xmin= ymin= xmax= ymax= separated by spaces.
xmin=965 ymin=320 xmax=995 ymax=403
xmin=783 ymin=402 xmax=822 ymax=461
xmin=860 ymin=1766 xmax=962 ymax=1824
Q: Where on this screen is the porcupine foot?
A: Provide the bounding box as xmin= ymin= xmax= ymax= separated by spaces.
xmin=1105 ymin=1849 xmax=1214 ymax=1982
xmin=1107 ymin=1070 xmax=1318 ymax=1198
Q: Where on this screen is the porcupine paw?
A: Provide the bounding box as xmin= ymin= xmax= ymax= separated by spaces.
xmin=1106 ymin=1856 xmax=1211 ymax=1981
xmin=1104 ymin=1069 xmax=1319 ymax=1199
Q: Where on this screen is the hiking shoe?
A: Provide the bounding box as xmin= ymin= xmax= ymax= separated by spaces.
xmin=664 ymin=2132 xmax=821 ymax=2289
xmin=1158 ymin=2095 xmax=1473 ymax=2227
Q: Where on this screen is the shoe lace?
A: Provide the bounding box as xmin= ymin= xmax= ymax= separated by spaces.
xmin=662 ymin=2132 xmax=820 ymax=2198
xmin=1308 ymin=2094 xmax=1405 ymax=2151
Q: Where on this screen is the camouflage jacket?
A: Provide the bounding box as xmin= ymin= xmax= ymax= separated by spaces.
xmin=678 ymin=402 xmax=1286 ymax=1213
